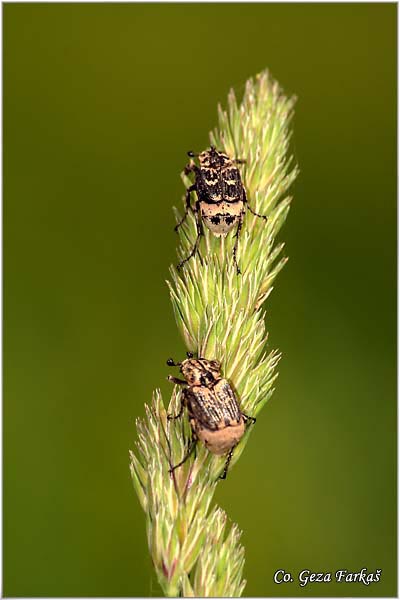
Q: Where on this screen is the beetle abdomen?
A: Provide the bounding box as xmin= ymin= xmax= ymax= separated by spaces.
xmin=195 ymin=420 xmax=245 ymax=455
xmin=201 ymin=202 xmax=243 ymax=236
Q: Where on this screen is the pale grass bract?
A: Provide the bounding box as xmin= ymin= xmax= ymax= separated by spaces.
xmin=130 ymin=69 xmax=298 ymax=597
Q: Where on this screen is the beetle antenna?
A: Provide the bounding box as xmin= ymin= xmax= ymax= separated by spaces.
xmin=186 ymin=351 xmax=194 ymax=358
xmin=187 ymin=151 xmax=198 ymax=158
xmin=166 ymin=358 xmax=180 ymax=367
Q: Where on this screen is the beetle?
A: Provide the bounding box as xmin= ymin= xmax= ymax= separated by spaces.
xmin=166 ymin=352 xmax=256 ymax=479
xmin=175 ymin=146 xmax=268 ymax=274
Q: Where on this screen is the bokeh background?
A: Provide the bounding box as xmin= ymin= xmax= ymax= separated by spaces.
xmin=4 ymin=3 xmax=396 ymax=597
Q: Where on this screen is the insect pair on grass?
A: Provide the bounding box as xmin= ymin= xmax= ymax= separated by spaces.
xmin=175 ymin=146 xmax=268 ymax=274
xmin=168 ymin=148 xmax=263 ymax=478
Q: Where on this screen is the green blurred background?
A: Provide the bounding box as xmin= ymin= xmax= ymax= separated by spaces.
xmin=4 ymin=3 xmax=396 ymax=597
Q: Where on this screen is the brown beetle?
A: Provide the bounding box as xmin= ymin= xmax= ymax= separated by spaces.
xmin=167 ymin=352 xmax=255 ymax=479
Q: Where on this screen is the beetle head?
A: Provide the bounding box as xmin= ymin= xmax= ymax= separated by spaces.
xmin=197 ymin=146 xmax=231 ymax=169
xmin=180 ymin=357 xmax=222 ymax=387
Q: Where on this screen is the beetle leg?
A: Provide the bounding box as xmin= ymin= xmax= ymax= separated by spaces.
xmin=167 ymin=403 xmax=184 ymax=421
xmin=219 ymin=445 xmax=236 ymax=480
xmin=177 ymin=202 xmax=203 ymax=271
xmin=247 ymin=204 xmax=268 ymax=221
xmin=243 ymin=187 xmax=268 ymax=221
xmin=232 ymin=210 xmax=244 ymax=275
xmin=169 ymin=436 xmax=197 ymax=474
xmin=242 ymin=412 xmax=257 ymax=425
xmin=175 ymin=184 xmax=196 ymax=232
xmin=184 ymin=158 xmax=198 ymax=174
xmin=167 ymin=388 xmax=188 ymax=420
xmin=234 ymin=158 xmax=246 ymax=164
xmin=167 ymin=375 xmax=187 ymax=386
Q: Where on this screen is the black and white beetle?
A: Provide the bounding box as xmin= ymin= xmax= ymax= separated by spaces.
xmin=175 ymin=146 xmax=268 ymax=274
xmin=167 ymin=352 xmax=256 ymax=479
